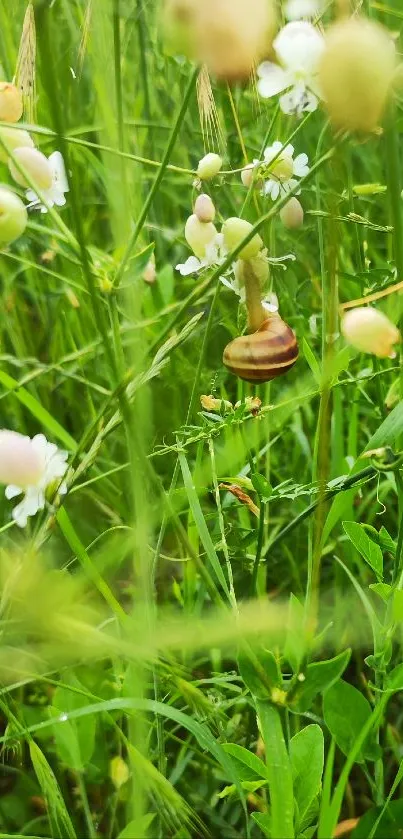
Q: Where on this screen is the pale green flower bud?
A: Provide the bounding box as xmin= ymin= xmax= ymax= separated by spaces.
xmin=0 ymin=82 xmax=23 ymax=123
xmin=197 ymin=153 xmax=222 ymax=180
xmin=341 ymin=307 xmax=400 ymax=358
xmin=185 ymin=213 xmax=217 ymax=258
xmin=110 ymin=756 xmax=130 ymax=790
xmin=319 ymin=18 xmax=396 ymax=133
xmin=222 ymin=217 xmax=263 ymax=260
xmin=0 ymin=187 xmax=28 ymax=246
xmin=241 ymin=163 xmax=256 ymax=188
xmin=0 ymin=126 xmax=34 ymax=164
xmin=280 ymin=197 xmax=304 ymax=229
xmin=196 ymin=0 xmax=276 ymax=81
xmin=9 ymin=147 xmax=53 ymax=190
xmin=194 ymin=193 xmax=215 ymax=223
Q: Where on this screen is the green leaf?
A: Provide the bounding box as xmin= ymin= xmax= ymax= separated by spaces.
xmin=369 ymin=583 xmax=392 ymax=603
xmin=292 ymin=649 xmax=351 ymax=713
xmin=29 ymin=740 xmax=77 ymax=839
xmin=238 ymin=647 xmax=281 ymax=699
xmin=302 ymin=338 xmax=321 ymax=385
xmin=252 ymin=812 xmax=272 ymax=838
xmin=118 ymin=815 xmax=155 ymax=839
xmin=251 ymin=472 xmax=273 ymax=502
xmin=0 ymin=370 xmax=76 ymax=451
xmin=222 ymin=744 xmax=268 ymax=781
xmin=178 ymin=449 xmax=231 ymax=600
xmin=218 ymin=779 xmax=266 ymax=798
xmin=52 ymin=681 xmax=96 ymax=772
xmin=323 ymin=680 xmax=380 ymax=763
xmin=284 ymin=593 xmax=306 ymax=673
xmin=290 ymin=725 xmax=324 ymax=829
xmin=257 ymin=701 xmax=294 ymax=839
xmin=393 ymin=590 xmax=403 ymax=622
xmin=351 ymin=800 xmax=403 ymax=838
xmin=343 ymin=521 xmax=383 ymax=579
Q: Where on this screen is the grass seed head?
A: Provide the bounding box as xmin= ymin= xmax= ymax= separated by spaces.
xmin=0 ymin=187 xmax=28 ymax=246
xmin=0 ymin=82 xmax=23 ymax=122
xmin=341 ymin=307 xmax=400 ymax=358
xmin=318 ymin=17 xmax=397 ymax=133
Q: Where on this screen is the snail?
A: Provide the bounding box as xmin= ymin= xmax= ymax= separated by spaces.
xmin=223 ymin=314 xmax=299 ymax=383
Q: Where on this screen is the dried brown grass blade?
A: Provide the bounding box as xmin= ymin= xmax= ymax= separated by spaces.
xmin=196 ymin=64 xmax=225 ymax=153
xmin=14 ymin=2 xmax=36 ymax=123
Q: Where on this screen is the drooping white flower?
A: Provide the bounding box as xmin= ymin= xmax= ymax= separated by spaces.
xmin=262 ymin=141 xmax=309 ymax=200
xmin=26 ymin=151 xmax=69 ymax=213
xmin=0 ymin=431 xmax=68 ymax=527
xmin=176 ymin=232 xmax=228 ymax=276
xmin=257 ymin=22 xmax=325 ymax=116
xmin=284 ymin=0 xmax=321 ymax=21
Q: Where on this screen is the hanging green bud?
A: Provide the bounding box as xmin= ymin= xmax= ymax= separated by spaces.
xmin=9 ymin=147 xmax=53 ymax=190
xmin=196 ymin=0 xmax=276 ymax=81
xmin=318 ymin=17 xmax=396 ymax=133
xmin=0 ymin=126 xmax=34 ymax=164
xmin=222 ymin=217 xmax=263 ymax=260
xmin=197 ymin=153 xmax=222 ymax=180
xmin=0 ymin=187 xmax=28 ymax=246
xmin=0 ymin=82 xmax=23 ymax=123
xmin=185 ymin=213 xmax=217 ymax=258
xmin=280 ymin=197 xmax=304 ymax=229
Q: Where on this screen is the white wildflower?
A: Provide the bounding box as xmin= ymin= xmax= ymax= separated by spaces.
xmin=176 ymin=232 xmax=228 ymax=276
xmin=284 ymin=0 xmax=321 ymax=21
xmin=257 ymin=21 xmax=325 ymax=116
xmin=26 ymin=151 xmax=69 ymax=213
xmin=262 ymin=141 xmax=309 ymax=200
xmin=0 ymin=431 xmax=68 ymax=527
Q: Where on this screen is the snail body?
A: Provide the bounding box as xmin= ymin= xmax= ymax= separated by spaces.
xmin=223 ymin=314 xmax=298 ymax=383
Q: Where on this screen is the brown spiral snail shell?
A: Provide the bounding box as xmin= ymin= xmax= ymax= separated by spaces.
xmin=223 ymin=314 xmax=299 ymax=383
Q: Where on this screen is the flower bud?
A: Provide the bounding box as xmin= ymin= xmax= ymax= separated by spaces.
xmin=0 ymin=430 xmax=44 ymax=487
xmin=222 ymin=217 xmax=263 ymax=260
xmin=0 ymin=82 xmax=23 ymax=123
xmin=196 ymin=0 xmax=276 ymax=81
xmin=143 ymin=258 xmax=156 ymax=284
xmin=194 ymin=193 xmax=216 ymax=223
xmin=0 ymin=126 xmax=34 ymax=164
xmin=341 ymin=307 xmax=400 ymax=358
xmin=0 ymin=188 xmax=28 ymax=246
xmin=280 ymin=197 xmax=304 ymax=229
xmin=9 ymin=147 xmax=53 ymax=190
xmin=185 ymin=213 xmax=217 ymax=258
xmin=241 ymin=163 xmax=256 ymax=188
xmin=109 ymin=756 xmax=130 ymax=790
xmin=200 ymin=394 xmax=233 ymax=412
xmin=197 ymin=153 xmax=222 ymax=180
xmin=319 ymin=18 xmax=396 ymax=133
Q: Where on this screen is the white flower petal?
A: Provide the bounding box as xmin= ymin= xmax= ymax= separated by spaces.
xmin=283 ymin=144 xmax=295 ymax=158
xmin=257 ymin=63 xmax=290 ymax=98
xmin=176 ymin=256 xmax=202 ymax=276
xmin=285 ymin=0 xmax=321 ymax=20
xmin=271 ymin=182 xmax=280 ymax=200
xmin=5 ymin=485 xmax=22 ymax=500
xmin=293 ymin=153 xmax=309 ymax=176
xmin=274 ymin=22 xmax=325 ymax=74
xmin=49 ymin=151 xmax=69 ymax=193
